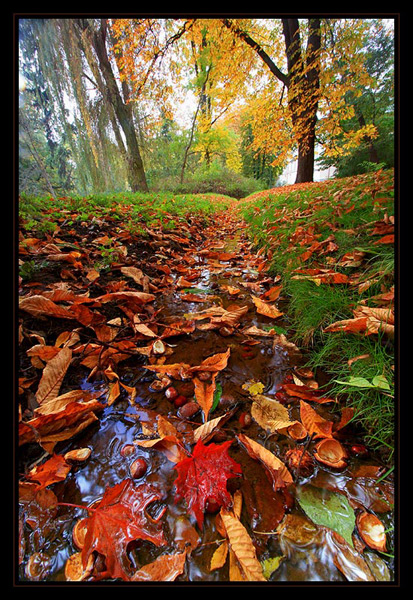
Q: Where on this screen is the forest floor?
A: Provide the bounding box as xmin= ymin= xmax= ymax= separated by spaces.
xmin=17 ymin=172 xmax=395 ymax=583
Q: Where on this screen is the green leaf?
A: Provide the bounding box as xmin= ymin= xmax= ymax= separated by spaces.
xmin=371 ymin=375 xmax=391 ymax=390
xmin=333 ymin=376 xmax=374 ymax=388
xmin=210 ymin=382 xmax=222 ymax=413
xmin=296 ymin=484 xmax=356 ymax=547
xmin=333 ymin=375 xmax=391 ymax=392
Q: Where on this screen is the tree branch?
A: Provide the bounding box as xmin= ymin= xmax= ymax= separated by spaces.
xmin=221 ymin=19 xmax=289 ymax=87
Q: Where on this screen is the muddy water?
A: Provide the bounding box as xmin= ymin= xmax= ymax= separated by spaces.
xmin=18 ymin=218 xmax=394 ymax=583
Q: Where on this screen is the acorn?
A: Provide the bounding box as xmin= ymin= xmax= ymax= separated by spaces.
xmin=149 ymin=377 xmax=171 ymax=392
xmin=130 ymin=457 xmax=148 ymax=479
xmin=349 ymin=443 xmax=369 ymax=457
xmin=174 ymin=395 xmax=188 ymax=408
xmin=72 ymin=518 xmax=88 ymax=550
xmin=120 ymin=443 xmax=136 ymax=458
xmin=152 ymin=339 xmax=166 ymax=355
xmin=165 ymin=386 xmax=179 ymax=401
xmin=178 ymin=401 xmax=200 ymax=420
xmin=239 ymin=412 xmax=252 ymax=428
xmin=287 ymin=422 xmax=308 ymax=441
xmin=197 ymin=371 xmax=212 ymax=381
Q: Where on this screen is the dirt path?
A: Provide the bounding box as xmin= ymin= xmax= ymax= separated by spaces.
xmin=18 ymin=208 xmax=394 ymax=582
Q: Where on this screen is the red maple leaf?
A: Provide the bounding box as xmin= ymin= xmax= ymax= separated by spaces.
xmin=173 ymin=439 xmax=242 ymax=529
xmin=81 ymin=478 xmax=166 ymax=580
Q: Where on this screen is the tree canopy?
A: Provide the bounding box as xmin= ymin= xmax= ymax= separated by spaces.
xmin=18 ymin=16 xmax=395 ymax=195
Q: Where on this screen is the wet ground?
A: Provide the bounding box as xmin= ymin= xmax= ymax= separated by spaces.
xmin=17 ymin=211 xmax=394 ymax=583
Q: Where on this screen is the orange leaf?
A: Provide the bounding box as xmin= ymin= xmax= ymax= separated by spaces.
xmin=131 ymin=551 xmax=187 ymax=581
xmin=24 ymin=453 xmax=72 ymax=489
xmin=193 ymin=374 xmax=217 ymax=422
xmin=324 ymin=316 xmax=367 ymax=333
xmin=19 ymin=295 xmax=75 ymax=320
xmin=189 ymin=348 xmax=231 ymax=374
xmin=251 ymin=296 xmax=283 ymax=319
xmin=35 ymin=347 xmax=72 ymax=405
xmin=299 ymin=400 xmax=333 ymax=439
xmin=282 ymin=383 xmax=336 ymax=404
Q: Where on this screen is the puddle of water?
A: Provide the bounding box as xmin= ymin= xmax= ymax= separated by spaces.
xmin=18 ymin=222 xmax=394 ymax=583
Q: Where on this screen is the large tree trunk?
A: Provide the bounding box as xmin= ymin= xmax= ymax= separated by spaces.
xmin=222 ymin=18 xmax=320 ymax=184
xmin=78 ymin=19 xmax=148 ymax=192
xmin=282 ymin=18 xmax=321 ymax=184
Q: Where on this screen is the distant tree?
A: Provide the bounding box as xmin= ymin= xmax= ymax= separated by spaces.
xmin=317 ymin=19 xmax=394 ymax=176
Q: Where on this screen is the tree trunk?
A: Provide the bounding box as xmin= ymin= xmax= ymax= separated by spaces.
xmin=79 ymin=19 xmax=148 ymax=192
xmin=282 ymin=18 xmax=321 ymax=184
xmin=222 ymin=18 xmax=320 ymax=184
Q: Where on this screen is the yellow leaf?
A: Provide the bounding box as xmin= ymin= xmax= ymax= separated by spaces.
xmin=242 ymin=380 xmax=265 ymax=396
xmin=251 ymin=394 xmax=298 ymax=432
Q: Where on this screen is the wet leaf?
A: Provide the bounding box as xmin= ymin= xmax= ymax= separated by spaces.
xmin=24 ymin=453 xmax=72 ymax=489
xmin=189 ymin=348 xmax=231 ymax=374
xmin=131 ymin=551 xmax=187 ymax=581
xmin=283 ymin=383 xmax=336 ymax=404
xmin=193 ymin=375 xmax=217 ymax=422
xmin=19 ymin=294 xmax=75 ymax=320
xmin=173 ymin=439 xmax=242 ymax=529
xmin=297 ymin=484 xmax=356 ymax=547
xmin=237 ymin=433 xmax=293 ymax=487
xmin=260 ymin=555 xmax=284 ymax=579
xmin=81 ymin=478 xmax=166 ymax=581
xmin=35 ymin=347 xmax=72 ymax=406
xmin=220 ymin=506 xmax=266 ymax=581
xmin=250 ymin=394 xmax=298 ymax=432
xmin=242 ymin=380 xmax=265 ymax=396
xmin=299 ymin=400 xmax=334 ymax=439
xmin=251 ymin=296 xmax=283 ymax=319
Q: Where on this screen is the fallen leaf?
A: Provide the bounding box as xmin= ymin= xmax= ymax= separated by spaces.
xmin=173 ymin=439 xmax=242 ymax=529
xmin=237 ymin=433 xmax=293 ymax=487
xmin=81 ymin=479 xmax=166 ymax=581
xmin=282 ymin=383 xmax=336 ymax=404
xmin=19 ymin=294 xmax=75 ymax=320
xmin=131 ymin=551 xmax=187 ymax=581
xmin=219 ymin=507 xmax=266 ymax=581
xmin=35 ymin=347 xmax=72 ymax=406
xmin=189 ymin=348 xmax=231 ymax=374
xmin=250 ymin=394 xmax=298 ymax=432
xmin=299 ymin=400 xmax=334 ymax=439
xmin=297 ymin=484 xmax=356 ymax=548
xmin=24 ymin=454 xmax=72 ymax=489
xmin=193 ymin=374 xmax=217 ymax=422
xmin=251 ymin=296 xmax=283 ymax=319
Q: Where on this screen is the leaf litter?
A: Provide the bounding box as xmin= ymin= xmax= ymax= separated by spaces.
xmin=17 ymin=198 xmax=394 ymax=583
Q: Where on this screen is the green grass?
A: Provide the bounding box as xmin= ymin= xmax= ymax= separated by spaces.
xmin=19 ymin=190 xmax=235 ymax=238
xmin=238 ymin=170 xmax=395 ymax=459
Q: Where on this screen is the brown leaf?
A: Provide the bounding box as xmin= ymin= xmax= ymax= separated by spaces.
xmin=219 ymin=507 xmax=266 ymax=581
xmin=19 ymin=295 xmax=75 ymax=320
xmin=282 ymin=383 xmax=336 ymax=404
xmin=299 ymin=400 xmax=334 ymax=439
xmin=193 ymin=374 xmax=217 ymax=422
xmin=189 ymin=348 xmax=231 ymax=374
xmin=24 ymin=453 xmax=72 ymax=489
xmin=35 ymin=347 xmax=72 ymax=406
xmin=120 ymin=266 xmax=145 ymax=286
xmin=251 ymin=296 xmax=283 ymax=319
xmin=237 ymin=433 xmax=293 ymax=487
xmin=95 ymin=291 xmax=155 ymax=304
xmin=131 ymin=551 xmax=187 ymax=581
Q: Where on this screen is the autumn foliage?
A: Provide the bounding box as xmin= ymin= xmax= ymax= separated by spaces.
xmin=18 ymin=172 xmax=395 ymax=582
